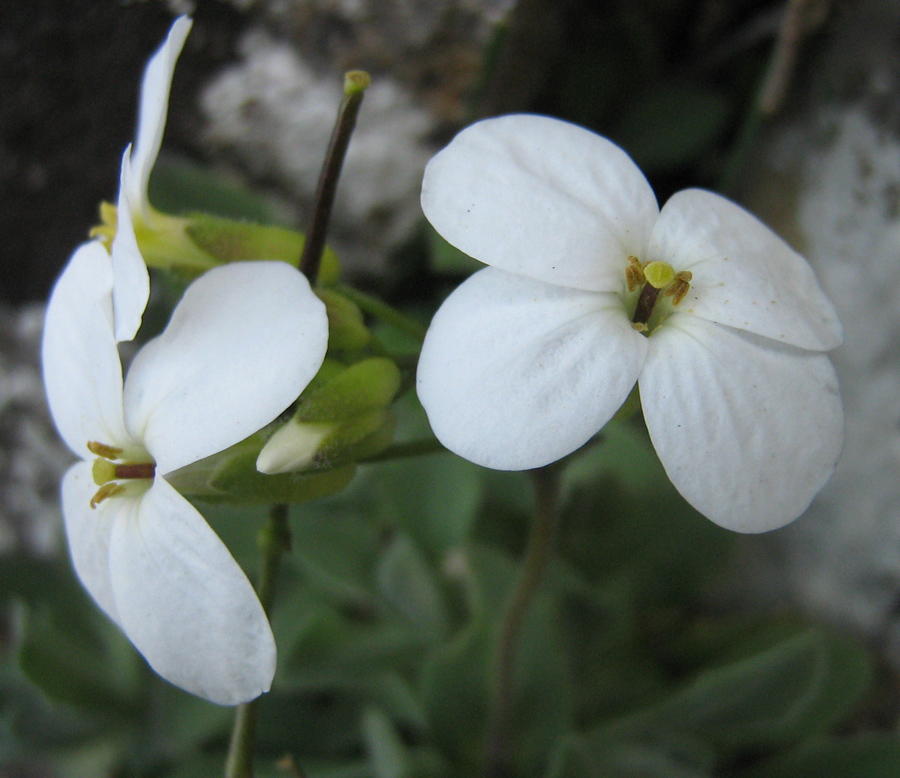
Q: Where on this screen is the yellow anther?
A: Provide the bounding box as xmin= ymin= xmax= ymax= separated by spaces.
xmin=625 ymin=255 xmax=646 ymax=292
xmin=643 ymin=261 xmax=676 ymax=290
xmin=90 ymin=482 xmax=125 ymax=509
xmin=92 ymin=458 xmax=118 ymax=487
xmin=89 ymin=201 xmax=118 ymax=248
xmin=87 ymin=440 xmax=124 ymax=459
xmin=631 ymin=321 xmax=649 ymax=332
xmin=664 ymin=270 xmax=693 ymax=305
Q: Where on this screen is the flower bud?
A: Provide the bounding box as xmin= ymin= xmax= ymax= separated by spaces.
xmin=315 ymin=288 xmax=371 ymax=352
xmin=257 ymin=358 xmax=401 ymax=474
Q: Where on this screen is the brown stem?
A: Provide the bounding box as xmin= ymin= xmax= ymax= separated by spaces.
xmin=298 ymin=71 xmax=370 ymax=283
xmin=483 ymin=465 xmax=562 ymax=778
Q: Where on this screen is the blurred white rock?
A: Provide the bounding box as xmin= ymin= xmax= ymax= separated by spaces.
xmin=742 ymin=0 xmax=900 ymax=657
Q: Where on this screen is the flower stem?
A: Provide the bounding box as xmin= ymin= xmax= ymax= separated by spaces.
xmin=225 ymin=504 xmax=291 ymax=778
xmin=299 ymin=71 xmax=371 ymax=284
xmin=362 ymin=436 xmax=446 ymax=463
xmin=483 ymin=464 xmax=562 ymax=778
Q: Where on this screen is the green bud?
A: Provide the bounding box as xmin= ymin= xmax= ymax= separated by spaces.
xmin=256 ymin=358 xmax=402 ymax=474
xmin=297 ymin=358 xmax=401 ymax=423
xmin=256 ymin=421 xmax=334 ymax=474
xmin=315 ymin=288 xmax=371 ymax=352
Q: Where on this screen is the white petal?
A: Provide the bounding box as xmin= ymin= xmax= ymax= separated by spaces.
xmin=123 ymin=262 xmax=328 ymax=473
xmin=416 ymin=267 xmax=647 ymax=470
xmin=42 ymin=242 xmax=133 ymax=457
xmin=108 ymin=476 xmax=275 ymax=705
xmin=112 ymin=147 xmax=150 ymax=342
xmin=126 ymin=16 xmax=192 ymax=220
xmin=61 ymin=462 xmax=121 ymax=624
xmin=649 ymin=189 xmax=842 ymax=351
xmin=639 ymin=315 xmax=843 ymax=533
xmin=421 ymin=114 xmax=658 ymax=292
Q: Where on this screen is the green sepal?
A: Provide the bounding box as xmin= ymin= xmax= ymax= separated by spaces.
xmin=316 ymin=287 xmax=372 ymax=352
xmin=204 ymin=448 xmax=357 ymax=505
xmin=183 ymin=212 xmax=341 ymax=282
xmin=316 ymin=409 xmax=398 ymax=467
xmin=296 ymin=358 xmax=402 ymax=423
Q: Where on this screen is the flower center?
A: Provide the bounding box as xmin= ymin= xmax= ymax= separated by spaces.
xmin=87 ymin=440 xmax=155 ymax=508
xmin=625 ymin=256 xmax=692 ymax=334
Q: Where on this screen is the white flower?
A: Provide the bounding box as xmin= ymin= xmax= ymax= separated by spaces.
xmin=416 ymin=114 xmax=843 ymax=533
xmin=42 ymin=244 xmax=329 ymax=704
xmin=126 ymin=16 xmax=192 ymax=227
xmin=106 ymin=15 xmax=193 ymax=343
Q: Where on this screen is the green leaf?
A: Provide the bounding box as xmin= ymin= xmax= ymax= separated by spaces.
xmin=612 ymin=83 xmax=730 ymax=173
xmin=372 ymin=453 xmax=483 ymax=561
xmin=150 ymin=154 xmax=281 ymax=222
xmin=552 ymin=568 xmax=663 ymax=722
xmin=419 ymin=618 xmax=491 ymax=770
xmin=420 ymin=545 xmax=576 ymax=774
xmin=556 ymin=420 xmax=735 ymax=605
xmin=18 ymin=606 xmax=139 ymax=716
xmin=376 ymin=534 xmax=449 ymax=641
xmin=741 ymin=735 xmax=900 ymax=778
xmin=587 ymin=627 xmax=873 ymax=756
xmin=362 ymin=706 xmax=414 ymax=778
xmin=0 ymin=555 xmax=114 ymax=651
xmin=546 ymin=734 xmax=713 ymax=778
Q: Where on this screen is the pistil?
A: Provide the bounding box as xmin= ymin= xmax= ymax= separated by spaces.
xmin=632 ymin=283 xmax=660 ymax=329
xmin=114 ymin=462 xmax=157 ymax=480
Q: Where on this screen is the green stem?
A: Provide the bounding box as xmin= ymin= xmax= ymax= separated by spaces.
xmin=483 ymin=465 xmax=562 ymax=778
xmin=362 ymin=437 xmax=446 ymax=463
xmin=225 ymin=504 xmax=291 ymax=778
xmin=334 ymin=283 xmax=427 ymax=343
xmin=299 ymin=71 xmax=371 ymax=283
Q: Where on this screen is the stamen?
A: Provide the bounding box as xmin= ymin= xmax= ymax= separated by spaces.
xmin=91 ymin=482 xmax=125 ymax=508
xmin=88 ymin=440 xmax=124 ymax=459
xmin=625 ymin=255 xmax=645 ymax=292
xmin=664 ymin=270 xmax=693 ymax=305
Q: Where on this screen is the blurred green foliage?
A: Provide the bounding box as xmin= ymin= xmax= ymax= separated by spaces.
xmin=3 ymin=417 xmax=895 ymax=777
